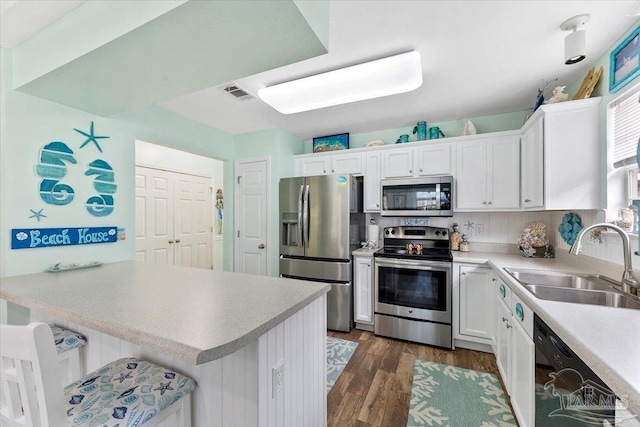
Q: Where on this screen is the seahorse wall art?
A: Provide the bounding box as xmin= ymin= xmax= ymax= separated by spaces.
xmin=33 ymin=121 xmax=117 ymax=217
xmin=35 ymin=141 xmax=77 ymax=205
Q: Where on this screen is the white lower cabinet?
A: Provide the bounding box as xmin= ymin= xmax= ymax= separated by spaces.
xmin=458 ymin=265 xmax=494 ymax=342
xmin=492 ymin=273 xmax=535 ymax=427
xmin=495 ymin=295 xmax=512 ymax=393
xmin=510 ymin=315 xmax=534 ymax=427
xmin=354 ymin=256 xmax=373 ymax=328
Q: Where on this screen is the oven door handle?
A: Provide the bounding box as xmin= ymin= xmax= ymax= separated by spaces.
xmin=374 ymin=258 xmax=452 ymax=270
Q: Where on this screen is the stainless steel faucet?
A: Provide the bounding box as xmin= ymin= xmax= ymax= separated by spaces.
xmin=569 ymin=223 xmax=640 ymax=295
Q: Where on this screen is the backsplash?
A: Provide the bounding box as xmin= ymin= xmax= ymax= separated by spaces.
xmin=367 ymin=209 xmax=639 ymax=270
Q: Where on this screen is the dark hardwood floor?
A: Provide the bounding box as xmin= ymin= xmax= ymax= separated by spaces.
xmin=327 ymin=329 xmax=506 ymax=427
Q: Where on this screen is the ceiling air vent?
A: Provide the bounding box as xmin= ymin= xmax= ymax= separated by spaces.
xmin=221 ymin=84 xmax=254 ymax=101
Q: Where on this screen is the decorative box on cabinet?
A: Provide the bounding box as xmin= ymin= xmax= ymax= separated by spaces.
xmin=520 ymin=97 xmax=602 ymax=210
xmin=455 ymin=133 xmax=520 ymax=210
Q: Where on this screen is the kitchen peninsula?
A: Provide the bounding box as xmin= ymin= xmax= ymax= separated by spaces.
xmin=0 ymin=261 xmax=330 ymax=427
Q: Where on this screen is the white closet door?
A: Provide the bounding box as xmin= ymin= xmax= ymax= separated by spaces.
xmin=135 ymin=167 xmax=174 ymax=265
xmin=174 ymin=173 xmax=212 ymax=269
xmin=135 ymin=166 xmax=212 ymax=269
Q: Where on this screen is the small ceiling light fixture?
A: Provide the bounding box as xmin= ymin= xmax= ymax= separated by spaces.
xmin=258 ymin=51 xmax=422 ymax=114
xmin=560 ymin=14 xmax=590 ymax=65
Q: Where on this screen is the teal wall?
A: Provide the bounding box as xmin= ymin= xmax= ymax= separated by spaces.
xmin=302 ymin=110 xmax=529 ymax=153
xmin=0 ymin=48 xmax=235 ymax=278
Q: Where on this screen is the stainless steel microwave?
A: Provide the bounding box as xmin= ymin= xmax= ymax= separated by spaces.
xmin=380 ymin=175 xmax=453 ymax=217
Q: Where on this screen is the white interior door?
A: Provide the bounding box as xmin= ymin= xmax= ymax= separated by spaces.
xmin=135 ymin=167 xmax=174 ymax=265
xmin=174 ymin=173 xmax=212 ymax=269
xmin=135 ymin=166 xmax=212 ymax=269
xmin=235 ymin=157 xmax=270 ymax=276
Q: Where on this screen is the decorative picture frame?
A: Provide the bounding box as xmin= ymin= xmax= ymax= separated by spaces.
xmin=610 ymin=25 xmax=640 ymax=93
xmin=313 ymin=133 xmax=349 ymax=153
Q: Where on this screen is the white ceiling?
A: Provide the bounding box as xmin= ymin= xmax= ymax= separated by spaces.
xmin=2 ymin=0 xmax=640 ymax=141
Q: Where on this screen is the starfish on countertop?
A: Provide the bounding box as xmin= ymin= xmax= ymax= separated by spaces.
xmin=74 ymin=121 xmax=110 ymax=153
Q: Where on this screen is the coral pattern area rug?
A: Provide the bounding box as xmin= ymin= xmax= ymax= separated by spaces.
xmin=326 ymin=336 xmax=358 ymax=393
xmin=407 ymin=360 xmax=516 ymax=426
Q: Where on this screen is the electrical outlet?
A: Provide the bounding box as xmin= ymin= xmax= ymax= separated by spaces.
xmin=272 ymin=360 xmax=284 ymax=398
xmin=476 ymin=224 xmax=485 ymax=236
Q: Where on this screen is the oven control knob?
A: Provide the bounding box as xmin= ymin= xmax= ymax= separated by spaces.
xmin=390 ymin=229 xmax=396 ymax=235
xmin=435 ymin=230 xmax=441 ymax=235
xmin=442 ymin=230 xmax=447 ymax=237
xmin=385 ymin=230 xmax=390 ymax=235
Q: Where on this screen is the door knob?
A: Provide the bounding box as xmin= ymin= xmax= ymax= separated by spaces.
xmin=175 ymin=239 xmax=181 ymax=243
xmin=168 ymin=240 xmax=174 ymax=244
xmin=258 ymin=244 xmax=266 ymax=249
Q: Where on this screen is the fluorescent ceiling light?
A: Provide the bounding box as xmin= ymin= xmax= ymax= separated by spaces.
xmin=258 ymin=51 xmax=423 ymax=114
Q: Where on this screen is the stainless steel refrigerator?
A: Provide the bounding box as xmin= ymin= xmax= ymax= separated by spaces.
xmin=279 ymin=174 xmax=364 ymax=332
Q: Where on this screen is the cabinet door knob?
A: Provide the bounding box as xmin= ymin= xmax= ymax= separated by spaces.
xmin=487 ymin=201 xmax=493 ymax=205
xmin=258 ymin=243 xmax=265 ymax=249
xmin=462 ymin=272 xmax=467 ymax=275
xmin=502 ymin=317 xmax=508 ymax=322
xmin=482 ymin=201 xmax=487 ymax=205
xmin=376 ymin=204 xmax=380 ymax=207
xmin=506 ymin=324 xmax=512 ymax=329
xmin=367 ymin=264 xmax=370 ymax=267
xmin=419 ymin=168 xmax=423 ymax=172
xmin=332 ymin=169 xmax=335 ymax=173
xmin=323 ymin=170 xmax=326 ymax=174
xmin=409 ymin=169 xmax=413 ymax=174
xmin=492 ymin=278 xmax=497 ymax=282
xmin=524 ymin=199 xmax=531 ymax=203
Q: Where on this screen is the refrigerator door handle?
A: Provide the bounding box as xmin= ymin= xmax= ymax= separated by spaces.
xmin=297 ymin=184 xmax=304 ymax=247
xmin=303 ymin=184 xmax=310 ymax=248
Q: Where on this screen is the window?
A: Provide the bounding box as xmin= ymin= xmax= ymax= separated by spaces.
xmin=611 ymin=83 xmax=640 ymax=168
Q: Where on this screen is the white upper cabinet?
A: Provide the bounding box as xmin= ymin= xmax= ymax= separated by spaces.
xmin=456 ymin=134 xmax=520 ymax=210
xmin=297 ymin=152 xmax=362 ymax=176
xmin=415 ymin=144 xmax=452 ymax=176
xmin=382 ymin=147 xmax=414 ymax=178
xmin=520 ymin=117 xmax=544 ymax=209
xmin=382 ymin=143 xmax=453 ymax=179
xmin=520 ymin=97 xmax=602 ymax=210
xmin=364 ymin=152 xmax=382 ymax=212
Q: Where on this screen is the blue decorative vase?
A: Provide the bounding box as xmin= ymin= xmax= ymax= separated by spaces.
xmin=413 ymin=121 xmax=427 ymax=141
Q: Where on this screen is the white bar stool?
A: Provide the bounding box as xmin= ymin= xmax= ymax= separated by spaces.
xmin=1 ymin=322 xmax=195 ymax=427
xmin=50 ymin=325 xmax=87 ymax=384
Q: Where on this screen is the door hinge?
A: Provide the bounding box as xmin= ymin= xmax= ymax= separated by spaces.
xmin=237 ymin=230 xmax=240 ymax=238
xmin=210 ymin=187 xmax=213 ymax=193
xmin=211 ymin=226 xmax=213 ymax=232
xmin=237 ymin=176 xmax=242 ymax=184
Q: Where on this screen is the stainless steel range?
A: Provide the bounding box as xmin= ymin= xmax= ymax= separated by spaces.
xmin=374 ymin=226 xmax=453 ymax=349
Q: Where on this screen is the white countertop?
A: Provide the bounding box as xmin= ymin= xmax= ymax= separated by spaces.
xmin=453 ymin=250 xmax=640 ymax=417
xmin=0 ymin=261 xmax=330 ymax=365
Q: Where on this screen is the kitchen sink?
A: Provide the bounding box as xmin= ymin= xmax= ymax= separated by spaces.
xmin=504 ymin=268 xmax=640 ymax=310
xmin=524 ymin=284 xmax=640 ymax=309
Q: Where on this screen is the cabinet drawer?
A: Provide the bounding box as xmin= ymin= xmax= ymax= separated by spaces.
xmin=511 ymin=294 xmax=533 ymax=340
xmin=496 ymin=279 xmax=512 ymax=307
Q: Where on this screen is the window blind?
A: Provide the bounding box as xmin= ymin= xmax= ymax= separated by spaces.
xmin=612 ymin=85 xmax=640 ymax=168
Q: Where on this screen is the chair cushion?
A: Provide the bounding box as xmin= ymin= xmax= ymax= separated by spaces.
xmin=65 ymin=357 xmax=196 ymax=427
xmin=50 ymin=325 xmax=87 ymax=354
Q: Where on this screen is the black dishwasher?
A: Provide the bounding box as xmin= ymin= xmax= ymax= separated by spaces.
xmin=534 ymin=314 xmax=616 ymax=426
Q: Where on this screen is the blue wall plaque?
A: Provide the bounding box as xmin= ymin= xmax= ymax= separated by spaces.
xmin=11 ymin=226 xmax=118 ymax=249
